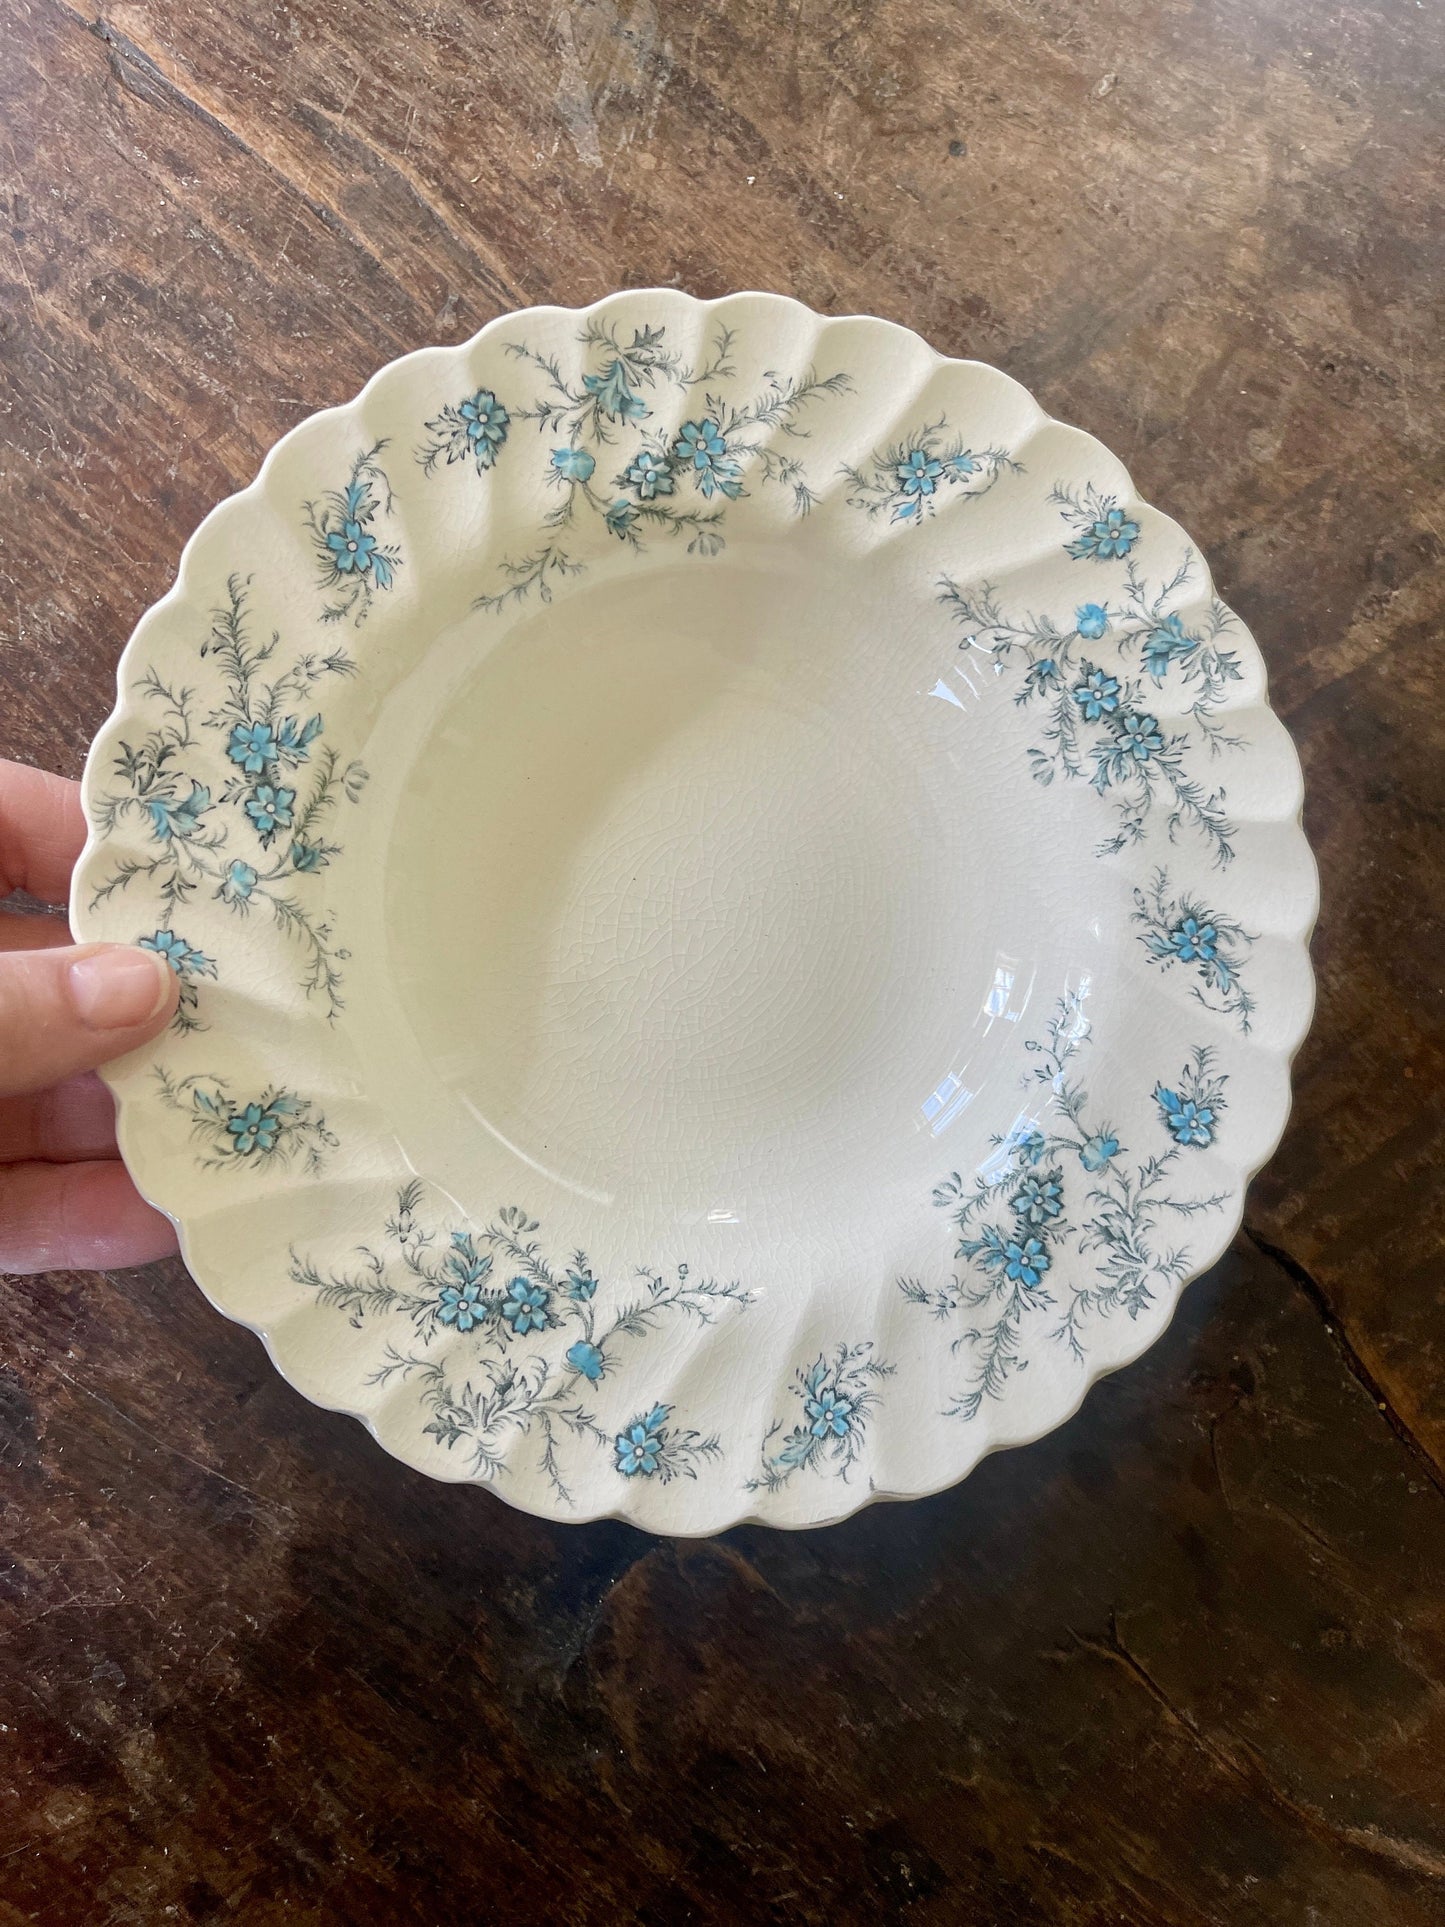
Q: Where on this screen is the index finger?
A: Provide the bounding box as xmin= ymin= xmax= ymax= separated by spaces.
xmin=0 ymin=761 xmax=86 ymax=907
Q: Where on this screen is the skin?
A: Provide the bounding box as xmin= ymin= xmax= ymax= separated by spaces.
xmin=0 ymin=760 xmax=182 ymax=1274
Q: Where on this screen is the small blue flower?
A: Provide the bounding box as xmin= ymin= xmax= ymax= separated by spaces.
xmin=245 ymin=783 xmax=296 ymax=840
xmin=550 ymin=445 xmax=596 ymax=482
xmin=1142 ymin=613 xmax=1196 ymax=681
xmin=1014 ymin=1126 xmax=1047 ymax=1166
xmin=895 ymin=449 xmax=944 ymax=498
xmin=1072 ymin=665 xmax=1121 ymax=722
xmin=220 ymin=859 xmax=257 ymax=904
xmin=945 ymin=450 xmax=980 ymax=480
xmin=604 ymin=498 xmax=638 ymax=540
xmin=458 ymin=389 xmax=509 ymax=464
xmin=147 ymin=782 xmax=210 ymax=843
xmin=1076 ymin=602 xmax=1109 ymax=640
xmin=616 ymin=1409 xmax=667 ymax=1477
xmin=1025 ymin=658 xmax=1062 ymax=694
xmin=290 ymin=838 xmax=327 ymax=874
xmin=1003 ymin=1237 xmax=1050 ymax=1287
xmin=1070 ymin=505 xmax=1140 ymax=561
xmin=499 ymin=1275 xmax=551 ymax=1335
xmin=325 ymin=518 xmax=377 ymax=575
xmin=227 ymin=720 xmax=279 ymax=774
xmin=1157 ymin=1086 xmax=1216 ymax=1147
xmin=583 ymin=358 xmax=648 ymax=422
xmin=1080 ymin=1132 xmax=1120 ymax=1172
xmin=805 ymin=1387 xmax=854 ymax=1439
xmin=139 ymin=929 xmax=211 ymax=977
xmin=437 ymin=1279 xmax=486 ymax=1332
xmin=566 ymin=1341 xmax=605 ymax=1382
xmin=226 ymin=1102 xmax=282 ymax=1156
xmin=624 ymin=449 xmax=674 ymax=500
xmin=567 ymin=1269 xmax=598 ymax=1301
xmin=1116 ymin=711 xmax=1165 ymax=762
xmin=1011 ymin=1172 xmax=1064 ymax=1226
xmin=673 ymin=419 xmax=743 ymax=499
xmin=1169 ymin=915 xmax=1218 ymax=964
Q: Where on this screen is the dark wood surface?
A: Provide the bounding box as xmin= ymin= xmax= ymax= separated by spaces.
xmin=2 ymin=2 xmax=1443 ymax=1920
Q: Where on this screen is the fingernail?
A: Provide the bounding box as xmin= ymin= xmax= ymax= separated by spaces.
xmin=68 ymin=947 xmax=173 ymax=1031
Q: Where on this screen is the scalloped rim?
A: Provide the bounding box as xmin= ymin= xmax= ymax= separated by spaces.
xmin=71 ymin=289 xmax=1320 ymax=1535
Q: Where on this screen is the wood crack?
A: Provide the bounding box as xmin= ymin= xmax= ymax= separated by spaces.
xmin=1076 ymin=1615 xmax=1445 ymax=1884
xmin=1245 ymin=1226 xmax=1445 ymax=1502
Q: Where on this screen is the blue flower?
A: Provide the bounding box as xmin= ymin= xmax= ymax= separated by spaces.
xmin=437 ymin=1279 xmax=486 ymax=1332
xmin=567 ymin=1269 xmax=598 ymax=1300
xmin=604 ymin=498 xmax=638 ymax=540
xmin=459 ymin=389 xmax=509 ymax=464
xmin=290 ymin=838 xmax=327 ymax=874
xmin=566 ymin=1341 xmax=605 ymax=1383
xmin=616 ymin=1407 xmax=668 ymax=1477
xmin=550 ymin=445 xmax=596 ymax=482
xmin=623 ymin=449 xmax=674 ymax=500
xmin=1072 ymin=665 xmax=1121 ymax=721
xmin=583 ymin=358 xmax=648 ymax=422
xmin=1076 ymin=602 xmax=1109 ymax=639
xmin=499 ymin=1275 xmax=551 ymax=1335
xmin=1011 ymin=1172 xmax=1064 ymax=1226
xmin=325 ymin=518 xmax=377 ymax=575
xmin=1156 ymin=1085 xmax=1216 ymax=1147
xmin=219 ymin=859 xmax=257 ymax=904
xmin=147 ymin=782 xmax=210 ymax=843
xmin=1025 ymin=658 xmax=1062 ymax=694
xmin=1003 ymin=1237 xmax=1050 ymax=1287
xmin=1069 ymin=505 xmax=1140 ymax=561
xmin=1116 ymin=711 xmax=1164 ymax=762
xmin=1079 ymin=1132 xmax=1120 ymax=1172
xmin=895 ymin=449 xmax=944 ymax=498
xmin=227 ymin=720 xmax=279 ymax=774
xmin=945 ymin=450 xmax=980 ymax=480
xmin=805 ymin=1387 xmax=854 ymax=1439
xmin=1014 ymin=1126 xmax=1046 ymax=1166
xmin=673 ymin=420 xmax=744 ymax=500
xmin=139 ymin=929 xmax=211 ymax=977
xmin=1169 ymin=915 xmax=1218 ymax=964
xmin=226 ymin=1102 xmax=282 ymax=1156
xmin=1142 ymin=613 xmax=1196 ymax=681
xmin=245 ymin=783 xmax=296 ymax=840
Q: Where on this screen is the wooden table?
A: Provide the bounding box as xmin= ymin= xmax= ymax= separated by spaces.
xmin=2 ymin=2 xmax=1442 ymax=1920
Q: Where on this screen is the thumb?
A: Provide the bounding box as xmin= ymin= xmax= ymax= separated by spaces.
xmin=0 ymin=942 xmax=179 ymax=1098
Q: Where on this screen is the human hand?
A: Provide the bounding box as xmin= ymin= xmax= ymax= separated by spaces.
xmin=1 ymin=759 xmax=181 ymax=1274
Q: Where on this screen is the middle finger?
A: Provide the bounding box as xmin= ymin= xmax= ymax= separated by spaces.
xmin=0 ymin=1072 xmax=121 ymax=1164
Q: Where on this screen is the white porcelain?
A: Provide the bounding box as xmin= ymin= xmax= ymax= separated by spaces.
xmin=72 ymin=291 xmax=1317 ymax=1532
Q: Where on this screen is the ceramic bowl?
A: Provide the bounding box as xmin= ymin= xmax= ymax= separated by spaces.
xmin=73 ymin=290 xmax=1317 ymax=1532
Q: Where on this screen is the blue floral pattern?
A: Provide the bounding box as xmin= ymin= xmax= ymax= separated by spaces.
xmin=841 ymin=418 xmax=1021 ymax=523
xmin=88 ymin=577 xmax=367 ymax=1022
xmin=155 ymin=1068 xmax=336 ymax=1175
xmin=292 ymin=1189 xmax=745 ymax=1504
xmin=416 ymin=388 xmax=510 ymax=476
xmin=747 ymin=1343 xmax=894 ymax=1493
xmin=473 ymin=319 xmax=851 ymax=611
xmin=304 ymin=441 xmax=402 ymax=626
xmin=137 ymin=929 xmax=216 ymax=1034
xmin=901 ymin=993 xmax=1229 ymax=1418
xmin=1132 ymin=867 xmax=1257 ymax=1031
xmin=939 ymin=539 xmax=1245 ymax=864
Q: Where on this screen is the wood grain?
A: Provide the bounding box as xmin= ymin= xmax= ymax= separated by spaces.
xmin=2 ymin=0 xmax=1442 ymax=1919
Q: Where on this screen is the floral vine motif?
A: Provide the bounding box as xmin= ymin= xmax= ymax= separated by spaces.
xmin=747 ymin=1343 xmax=894 ymax=1493
xmin=840 ymin=418 xmax=1020 ymax=524
xmin=900 ymin=993 xmax=1229 ymax=1420
xmin=1051 ymin=483 xmax=1141 ymax=561
xmin=304 ymin=440 xmax=402 ymax=625
xmin=137 ymin=929 xmax=216 ymax=1034
xmin=1132 ymin=867 xmax=1257 ymax=1031
xmin=291 ymin=1186 xmax=747 ymax=1504
xmin=88 ymin=578 xmax=367 ymax=1019
xmin=416 ymin=388 xmax=511 ymax=477
xmin=473 ymin=318 xmax=851 ymax=612
xmin=156 ymin=1067 xmax=337 ymax=1174
xmin=940 ymin=543 xmax=1245 ymax=864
